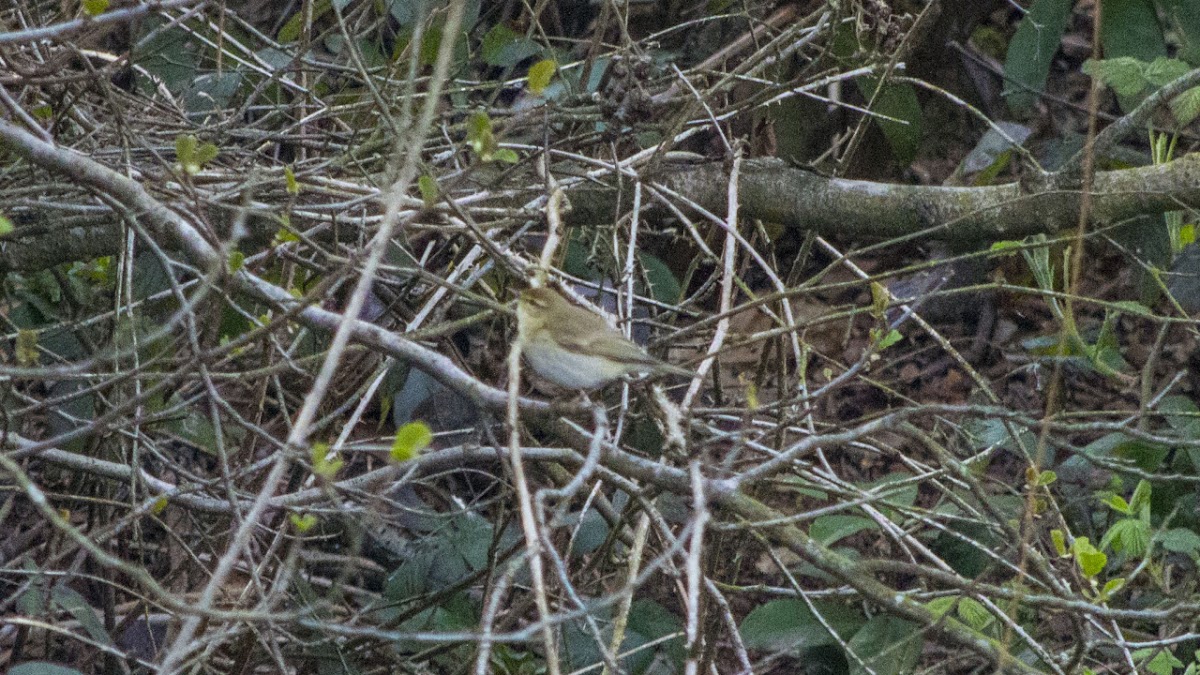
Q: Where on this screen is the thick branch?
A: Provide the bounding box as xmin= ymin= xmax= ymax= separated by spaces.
xmin=567 ymin=156 xmax=1200 ymax=242
xmin=5 ymin=155 xmax=1198 ymax=273
xmin=0 ymin=218 xmax=121 ymax=274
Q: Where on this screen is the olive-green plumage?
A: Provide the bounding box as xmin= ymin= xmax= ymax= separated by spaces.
xmin=517 ymin=287 xmax=693 ymax=389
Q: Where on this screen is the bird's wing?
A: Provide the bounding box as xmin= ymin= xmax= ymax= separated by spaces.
xmin=560 ymin=330 xmax=694 ymax=375
xmin=584 ymin=334 xmax=661 ymax=366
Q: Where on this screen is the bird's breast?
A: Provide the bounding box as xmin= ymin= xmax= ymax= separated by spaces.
xmin=523 ymin=336 xmax=630 ymax=390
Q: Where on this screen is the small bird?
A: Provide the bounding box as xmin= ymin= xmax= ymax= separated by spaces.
xmin=517 ymin=286 xmax=694 ymax=390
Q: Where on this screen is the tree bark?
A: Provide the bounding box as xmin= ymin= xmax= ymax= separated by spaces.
xmin=566 ymin=156 xmax=1200 ymax=243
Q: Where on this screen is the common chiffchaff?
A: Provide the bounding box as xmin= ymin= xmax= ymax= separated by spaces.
xmin=517 ymin=287 xmax=693 ymax=390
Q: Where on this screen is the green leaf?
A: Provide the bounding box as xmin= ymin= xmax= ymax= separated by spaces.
xmin=290 ymin=513 xmax=318 ymax=532
xmin=869 ymin=281 xmax=889 ymax=317
xmin=1176 ymin=222 xmax=1195 ymax=248
xmin=479 ymin=22 xmax=542 ymax=67
xmin=1082 ymin=57 xmax=1150 ymax=98
xmin=848 ymin=615 xmax=922 ymax=675
xmin=227 ymin=249 xmax=245 ymax=274
xmin=480 ymin=22 xmax=520 ymax=66
xmin=739 ymin=599 xmax=862 ymax=652
xmin=957 ymin=122 xmax=1031 ymax=182
xmin=1143 ymin=57 xmax=1191 ymax=87
xmin=1004 ymin=0 xmax=1073 ymax=112
xmin=175 ymin=134 xmax=197 ymax=166
xmin=284 ymin=165 xmax=299 ymax=195
xmin=1051 ymin=529 xmax=1068 ymax=556
xmin=1163 ymin=0 xmax=1200 ymax=64
xmin=387 ymin=0 xmax=426 ymax=26
xmin=809 ymin=515 xmax=876 ymax=546
xmin=174 ymin=134 xmax=216 ymax=174
xmin=1102 ymin=493 xmax=1131 ymax=515
xmin=1036 ymin=469 xmax=1057 ymax=486
xmin=52 ymin=585 xmax=112 ymax=646
xmin=973 ymin=147 xmax=1014 ymax=185
xmin=137 ymin=17 xmax=200 ymax=94
xmin=1170 ymin=87 xmax=1200 ymax=126
xmin=419 ymin=25 xmax=443 ymax=66
xmin=875 ymin=328 xmax=903 ymax=350
xmin=1102 ymin=518 xmax=1150 ymax=557
xmin=925 ymin=596 xmax=994 ymax=632
xmin=278 ymin=0 xmax=331 ymax=42
xmin=855 ymin=77 xmax=922 ymax=166
xmin=1180 ymin=223 xmax=1196 ymax=247
xmin=195 ymin=141 xmax=218 ymax=166
xmin=955 ymin=597 xmax=994 ymax=631
xmin=277 ymin=13 xmax=305 ymax=43
xmin=169 ymin=407 xmax=219 ymax=455
xmin=0 ymin=214 xmax=13 ymax=237
xmin=1087 ymin=310 xmax=1130 ymax=373
xmin=1071 ymin=537 xmax=1107 ymax=578
xmin=418 ymin=174 xmax=438 ymax=207
xmin=384 ymin=550 xmax=433 ymax=604
xmin=568 ymin=507 xmax=610 ymax=556
xmin=867 ymin=472 xmax=920 ymax=513
xmin=391 ymin=421 xmax=433 ymax=461
xmin=1100 ymin=577 xmax=1125 ymax=599
xmin=622 ymin=600 xmax=686 ymax=670
xmin=1077 ymin=548 xmax=1107 ymax=577
xmin=1100 ymin=0 xmax=1167 ymax=63
xmin=466 ymin=111 xmax=497 ymax=159
xmin=16 ymin=329 xmax=38 ymax=366
xmin=1071 ymin=535 xmax=1095 ymax=555
xmin=1136 ymin=647 xmax=1186 ymax=675
xmin=1115 ymin=210 xmax=1174 ymax=305
xmin=310 ymin=442 xmax=343 ymax=479
xmin=491 ymin=147 xmax=520 ymax=163
xmin=1160 ymin=395 xmax=1200 ymax=438
xmin=1129 ymin=479 xmax=1152 ymax=514
xmin=17 ymin=565 xmax=47 ymax=616
xmin=82 ymin=0 xmax=109 ymax=16
xmin=527 ymin=59 xmax=556 ymax=94
xmin=1159 ymin=527 xmax=1200 ymax=554
xmin=637 ymin=252 xmax=682 ymax=304
xmin=1077 ymin=432 xmax=1170 ymax=472
xmin=1023 ymin=235 xmax=1057 ymax=293
xmin=275 ymin=225 xmax=300 ymax=244
xmin=925 ymin=596 xmax=957 ymax=619
xmin=467 ymin=111 xmax=491 ymax=145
